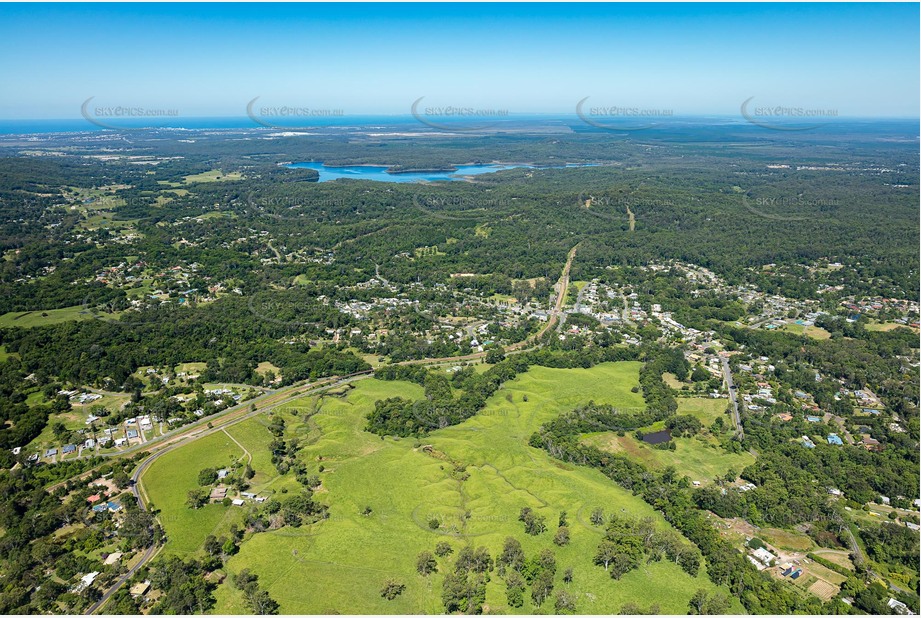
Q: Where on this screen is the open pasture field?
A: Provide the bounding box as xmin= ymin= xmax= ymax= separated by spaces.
xmin=0 ymin=305 xmax=97 ymax=328
xmin=678 ymin=397 xmax=730 ymax=426
xmin=182 ymin=170 xmax=243 ymax=184
xmin=581 ymin=430 xmax=754 ymax=485
xmin=147 ymin=363 xmax=739 ymax=614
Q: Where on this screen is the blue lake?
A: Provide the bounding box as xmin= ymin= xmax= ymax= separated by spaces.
xmin=286 ymin=161 xmax=590 ymax=183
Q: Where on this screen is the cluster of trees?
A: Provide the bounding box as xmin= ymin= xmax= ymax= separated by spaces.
xmin=1 ymin=297 xmax=369 ymax=391
xmin=640 ymin=348 xmax=683 ymax=416
xmin=592 ymin=512 xmax=701 ymax=580
xmin=665 ymin=414 xmax=704 ymax=438
xmin=691 ymin=440 xmax=918 ymax=529
xmin=432 ymin=537 xmax=572 ymax=613
xmin=517 ymin=507 xmax=547 ymax=536
xmin=440 ymin=545 xmax=492 ymax=614
xmin=860 ymin=522 xmax=920 ymax=572
xmin=233 ymin=569 xmax=280 ymax=614
xmin=147 ymin=556 xmax=217 ymax=614
xmin=367 ymin=355 xmax=531 ymax=436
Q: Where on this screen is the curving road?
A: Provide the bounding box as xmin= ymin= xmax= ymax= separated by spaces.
xmin=85 ymin=371 xmax=375 ymax=613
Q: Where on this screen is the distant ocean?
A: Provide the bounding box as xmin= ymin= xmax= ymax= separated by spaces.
xmin=0 ymin=116 xmax=915 ymax=137
xmin=0 ymin=115 xmax=570 ymax=135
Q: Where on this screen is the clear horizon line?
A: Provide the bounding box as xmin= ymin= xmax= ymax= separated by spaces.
xmin=1 ymin=114 xmax=920 ymax=122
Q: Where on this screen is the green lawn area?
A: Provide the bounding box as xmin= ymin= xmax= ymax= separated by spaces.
xmin=145 ymin=363 xmax=741 ymax=613
xmin=192 ymin=211 xmax=235 ymax=220
xmin=865 ymin=321 xmax=918 ymax=333
xmin=0 ymin=345 xmax=13 ymax=362
xmin=663 ymin=372 xmax=685 ymax=389
xmin=182 ymin=170 xmax=243 ymax=184
xmin=176 ymin=362 xmax=207 ymax=374
xmin=254 ymin=361 xmax=281 ymax=380
xmin=142 ymin=430 xmax=250 ymax=556
xmin=0 ymin=305 xmax=98 ymax=328
xmin=760 ymin=527 xmax=814 ymax=552
xmin=581 ymin=431 xmax=753 ymax=485
xmin=782 ymin=322 xmax=832 ymax=340
xmin=678 ymin=397 xmax=731 ymax=426
xmin=811 ymin=549 xmax=854 ymax=571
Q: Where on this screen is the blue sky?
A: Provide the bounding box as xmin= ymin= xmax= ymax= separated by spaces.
xmin=0 ymin=3 xmax=917 ymax=119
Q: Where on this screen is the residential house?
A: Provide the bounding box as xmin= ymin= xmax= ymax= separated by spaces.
xmin=130 ymin=581 xmax=151 ymax=597
xmin=103 ymin=552 xmax=123 ymax=566
xmin=74 ymin=572 xmax=99 ymax=593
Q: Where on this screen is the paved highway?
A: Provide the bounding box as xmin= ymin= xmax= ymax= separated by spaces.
xmin=85 ymin=371 xmax=374 ymax=613
xmin=720 ymin=356 xmax=744 ymax=439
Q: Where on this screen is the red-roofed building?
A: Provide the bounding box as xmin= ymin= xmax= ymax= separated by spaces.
xmin=87 ymin=494 xmax=102 ymax=504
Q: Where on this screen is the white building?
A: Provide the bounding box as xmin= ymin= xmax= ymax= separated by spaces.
xmin=751 ymin=547 xmax=775 ymax=568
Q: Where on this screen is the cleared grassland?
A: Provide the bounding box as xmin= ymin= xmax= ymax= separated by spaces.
xmin=581 ymin=397 xmax=751 ymax=484
xmin=142 ymin=430 xmax=249 ymax=556
xmin=761 ymin=527 xmax=814 ymax=552
xmin=0 ymin=305 xmax=98 ymax=328
xmin=811 ymin=549 xmax=854 ymax=570
xmin=865 ymin=321 xmax=918 ymax=333
xmin=183 ymin=170 xmax=243 ymax=184
xmin=150 ymin=364 xmax=738 ymax=614
xmin=215 ymin=363 xmax=741 ymax=614
xmin=678 ymin=397 xmax=731 ymax=426
xmin=782 ymin=322 xmax=832 ymax=340
xmin=581 ymin=431 xmax=754 ymax=485
xmin=662 ymin=372 xmax=685 ymax=389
